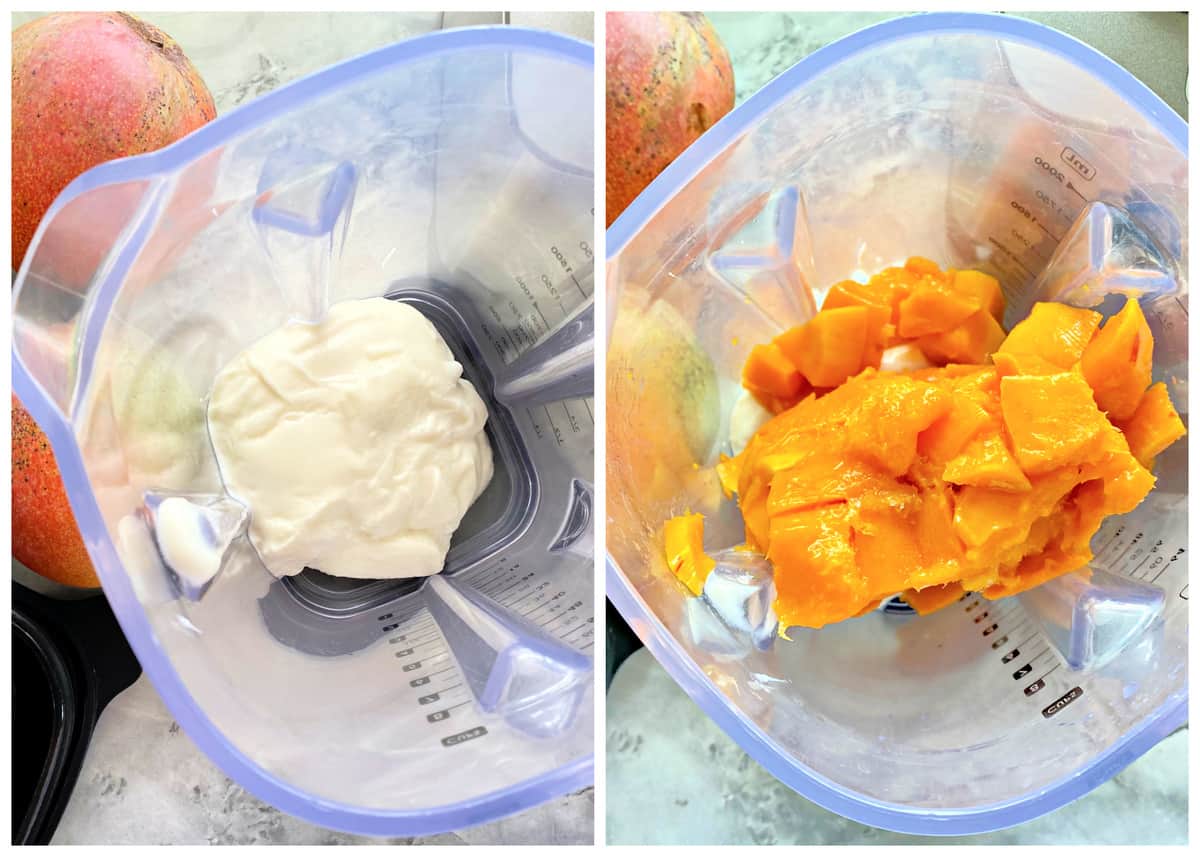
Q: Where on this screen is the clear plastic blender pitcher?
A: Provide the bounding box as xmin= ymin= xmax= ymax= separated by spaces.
xmin=13 ymin=27 xmax=594 ymax=835
xmin=606 ymin=13 xmax=1185 ymax=835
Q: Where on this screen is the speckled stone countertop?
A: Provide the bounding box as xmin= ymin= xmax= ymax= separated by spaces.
xmin=11 ymin=11 xmax=594 ymax=846
xmin=606 ymin=10 xmax=1187 ymax=847
xmin=707 ymin=11 xmax=1187 ymax=117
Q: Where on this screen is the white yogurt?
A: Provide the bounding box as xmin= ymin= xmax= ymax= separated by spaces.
xmin=205 ymin=297 xmax=493 ymax=579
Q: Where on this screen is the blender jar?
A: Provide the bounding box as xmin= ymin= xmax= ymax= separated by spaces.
xmin=14 ymin=27 xmax=595 ymax=836
xmin=606 ymin=13 xmax=1185 ymax=834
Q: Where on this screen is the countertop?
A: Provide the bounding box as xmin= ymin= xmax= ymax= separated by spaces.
xmin=12 ymin=10 xmax=594 ymax=846
xmin=708 ymin=11 xmax=1187 ymax=117
xmin=605 ymin=10 xmax=1188 ymax=847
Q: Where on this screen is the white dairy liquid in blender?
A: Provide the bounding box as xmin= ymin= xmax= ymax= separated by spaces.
xmin=204 ymin=297 xmax=493 ymax=579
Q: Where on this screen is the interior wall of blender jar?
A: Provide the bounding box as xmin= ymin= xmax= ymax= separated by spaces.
xmin=138 ymin=537 xmax=593 ymax=811
xmin=69 ymin=47 xmax=591 ymax=807
xmin=427 ymin=51 xmax=595 ymax=353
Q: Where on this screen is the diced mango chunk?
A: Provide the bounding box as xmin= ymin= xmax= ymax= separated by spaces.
xmin=716 ymin=453 xmax=741 ymax=498
xmin=767 ymin=504 xmax=867 ymax=629
xmin=1080 ymin=297 xmax=1153 ymax=421
xmin=942 ymin=432 xmax=1032 ymax=492
xmin=1000 ymin=372 xmax=1111 ymax=474
xmin=983 ymin=543 xmax=1091 ymax=599
xmin=822 ymin=279 xmax=891 ymax=313
xmin=918 ymin=397 xmax=993 ymax=463
xmin=850 ymin=506 xmax=922 ymax=596
xmin=898 ymin=281 xmax=979 ymax=337
xmin=840 ymin=372 xmax=952 ymax=476
xmin=998 ymin=302 xmax=1101 ymax=369
xmin=992 ymin=351 xmax=1064 ymax=378
xmin=866 ymin=266 xmax=917 ymax=315
xmin=742 ymin=342 xmax=806 ymax=412
xmin=901 ymin=582 xmax=965 ymax=614
xmin=777 ymin=306 xmax=880 ymax=388
xmin=917 ymin=308 xmax=1006 ymax=365
xmin=663 ymin=513 xmax=715 ymax=596
xmin=904 ymin=256 xmax=942 ymax=277
xmin=952 ymin=269 xmax=1005 ymax=321
xmin=1117 ymin=382 xmax=1186 ymax=468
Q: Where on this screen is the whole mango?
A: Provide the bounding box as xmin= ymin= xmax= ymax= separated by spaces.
xmin=12 ymin=12 xmax=216 ymax=268
xmin=606 ymin=12 xmax=734 ymax=226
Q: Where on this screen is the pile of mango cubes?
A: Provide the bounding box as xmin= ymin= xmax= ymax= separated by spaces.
xmin=666 ymin=258 xmax=1185 ymax=630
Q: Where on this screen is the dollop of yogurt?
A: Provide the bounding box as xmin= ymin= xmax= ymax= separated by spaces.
xmin=206 ymin=297 xmax=493 ymax=579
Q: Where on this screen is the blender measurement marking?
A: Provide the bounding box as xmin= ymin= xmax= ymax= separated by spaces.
xmin=1042 ymin=686 xmax=1084 ymax=718
xmin=987 ymin=238 xmax=1036 ymax=278
xmin=380 ymin=611 xmax=483 ymax=736
xmin=462 ymin=558 xmax=594 ymax=650
xmin=1010 ymin=199 xmax=1063 ymax=243
xmin=543 ymin=406 xmax=565 ymax=445
xmin=1095 ymin=523 xmax=1185 ymax=586
xmin=442 ymin=726 xmax=488 ymax=747
xmin=968 ymin=596 xmax=1076 ymax=704
xmin=1060 ymin=147 xmax=1095 ymax=181
xmin=548 ymin=244 xmax=593 ymax=301
xmin=563 ymin=402 xmax=581 ymax=433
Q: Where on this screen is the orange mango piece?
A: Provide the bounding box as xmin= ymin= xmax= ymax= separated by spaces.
xmin=853 ymin=599 xmax=885 ymax=618
xmin=866 ymin=267 xmax=917 ymax=315
xmin=999 ymin=371 xmax=1111 ymax=474
xmin=910 ymin=480 xmax=965 ymax=588
xmin=997 ymin=301 xmax=1101 ymax=369
xmin=1099 ymin=453 xmax=1157 ymax=516
xmin=917 ymin=397 xmax=993 ymax=463
xmin=983 ymin=543 xmax=1091 ymax=599
xmin=822 ymin=279 xmax=892 ymax=313
xmin=952 ymin=269 xmax=1005 ymax=321
xmin=840 ymin=373 xmax=952 ymax=476
xmin=850 ymin=506 xmax=922 ymax=595
xmin=1080 ymin=297 xmax=1153 ymax=422
xmin=904 ymin=256 xmax=943 ymax=277
xmin=916 ymin=308 xmax=1006 ymax=365
xmin=742 ymin=342 xmax=806 ymax=411
xmin=766 ymin=454 xmax=877 ymax=516
xmin=739 ymin=480 xmax=772 ymax=553
xmin=716 ymin=453 xmax=741 ymax=498
xmin=901 ymin=581 xmax=965 ymax=614
xmin=992 ymin=351 xmax=1063 ymax=378
xmin=663 ymin=513 xmax=715 ymax=596
xmin=1117 ymin=382 xmax=1186 ymax=468
xmin=951 ymin=465 xmax=1080 ymax=555
xmin=698 ymin=260 xmax=1185 ymax=632
xmin=862 ymin=306 xmax=895 ymax=369
xmin=777 ymin=306 xmax=875 ymax=388
xmin=823 ymin=282 xmax=900 ymax=358
xmin=952 ymin=484 xmax=1031 ymax=550
xmin=767 ymin=504 xmax=868 ymax=629
xmin=897 ymin=281 xmax=979 ymax=338
xmin=942 ymin=432 xmax=1032 ymax=492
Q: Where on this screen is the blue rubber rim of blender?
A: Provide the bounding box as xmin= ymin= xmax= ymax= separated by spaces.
xmin=604 ymin=11 xmax=1187 ymax=836
xmin=12 ymin=26 xmax=594 ymax=838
